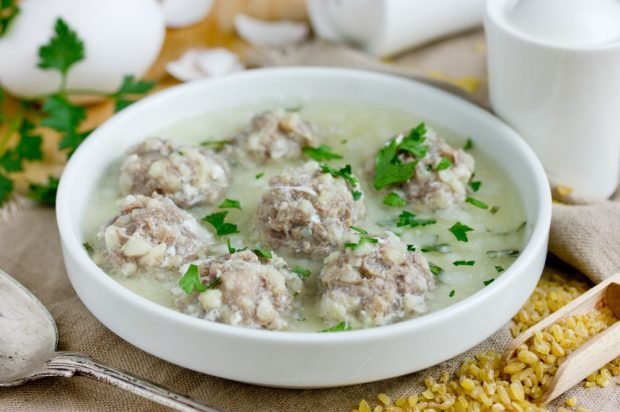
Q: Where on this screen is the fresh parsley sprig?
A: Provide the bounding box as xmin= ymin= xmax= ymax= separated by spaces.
xmin=303 ymin=145 xmax=343 ymax=161
xmin=202 ymin=211 xmax=239 ymax=236
xmin=320 ymin=163 xmax=362 ymax=201
xmin=0 ymin=0 xmax=19 ymax=37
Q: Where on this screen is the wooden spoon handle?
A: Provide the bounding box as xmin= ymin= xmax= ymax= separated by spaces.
xmin=539 ymin=320 xmax=620 ymax=404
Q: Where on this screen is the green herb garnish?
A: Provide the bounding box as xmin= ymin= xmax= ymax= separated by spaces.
xmin=420 ymin=243 xmax=452 ymax=254
xmin=373 ymin=139 xmax=417 ymax=190
xmin=255 ymin=172 xmax=265 ymax=180
xmin=202 ymin=211 xmax=239 ymax=236
xmin=218 ymin=198 xmax=241 ymax=210
xmin=396 ymin=211 xmax=436 ymax=228
xmin=38 ymin=18 xmax=85 ymax=79
xmin=495 ymin=266 xmax=505 ymax=273
xmin=292 ymin=266 xmax=312 ymax=278
xmin=83 ymin=242 xmax=93 ymax=254
xmin=449 ymin=289 xmax=456 ymax=297
xmin=469 ymin=180 xmax=482 ymax=192
xmin=464 ymin=138 xmax=474 ymax=150
xmin=179 ymin=264 xmax=206 ymax=294
xmin=399 ymin=123 xmax=429 ymax=158
xmin=110 ymin=75 xmax=155 ymax=112
xmin=449 ymin=222 xmax=474 ymax=242
xmin=28 ymin=176 xmax=60 ymax=206
xmin=252 ymin=249 xmax=272 ymax=259
xmin=0 ymin=0 xmax=19 ymax=37
xmin=320 ymin=321 xmax=351 ymax=333
xmin=320 ymin=163 xmax=362 ymax=201
xmin=407 ymin=244 xmax=416 ymax=252
xmin=465 ymin=196 xmax=489 ymax=210
xmin=226 ymin=238 xmax=246 ymax=254
xmin=204 ymin=276 xmax=222 ymax=290
xmin=303 ymin=145 xmax=343 ymax=161
xmin=483 ymin=278 xmax=495 ymax=286
xmin=429 ymin=263 xmax=444 ymax=276
xmin=486 ymin=249 xmax=520 ymax=258
xmin=435 ymin=156 xmax=453 ymax=171
xmin=453 ymin=260 xmax=475 ymax=266
xmin=344 ymin=236 xmax=378 ymax=250
xmin=350 ymin=226 xmax=368 ymax=234
xmin=490 ymin=206 xmax=500 ymax=214
xmin=383 ymin=192 xmax=407 ymax=207
xmin=200 ymin=139 xmax=231 ymax=150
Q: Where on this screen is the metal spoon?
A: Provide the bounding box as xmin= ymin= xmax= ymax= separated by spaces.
xmin=0 ymin=269 xmax=220 ymax=411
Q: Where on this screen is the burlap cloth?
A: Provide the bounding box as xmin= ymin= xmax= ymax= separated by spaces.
xmin=2 ymin=31 xmax=620 ymax=412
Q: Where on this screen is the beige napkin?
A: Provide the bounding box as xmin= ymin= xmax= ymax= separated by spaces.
xmin=2 ymin=30 xmax=620 ymax=412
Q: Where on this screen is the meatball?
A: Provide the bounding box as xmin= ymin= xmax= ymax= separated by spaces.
xmin=319 ymin=231 xmax=434 ymax=327
xmin=255 ymin=161 xmax=365 ymax=258
xmin=119 ymin=137 xmax=230 ymax=208
xmin=376 ymin=127 xmax=474 ymax=210
xmin=229 ymin=109 xmax=319 ymax=163
xmin=93 ymin=194 xmax=210 ymax=276
xmin=174 ymin=250 xmax=303 ymax=330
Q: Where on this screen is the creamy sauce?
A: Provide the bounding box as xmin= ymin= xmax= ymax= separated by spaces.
xmin=83 ymin=102 xmax=528 ymax=332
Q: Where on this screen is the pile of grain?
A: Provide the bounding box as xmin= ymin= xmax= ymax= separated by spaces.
xmin=353 ymin=272 xmax=620 ymax=412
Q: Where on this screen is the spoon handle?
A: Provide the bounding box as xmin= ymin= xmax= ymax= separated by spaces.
xmin=47 ymin=352 xmax=220 ymax=412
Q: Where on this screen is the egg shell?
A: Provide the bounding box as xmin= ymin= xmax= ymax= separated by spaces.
xmin=0 ymin=0 xmax=165 ymax=101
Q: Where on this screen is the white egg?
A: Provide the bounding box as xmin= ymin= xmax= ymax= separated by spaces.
xmin=160 ymin=0 xmax=213 ymax=29
xmin=0 ymin=0 xmax=165 ymax=101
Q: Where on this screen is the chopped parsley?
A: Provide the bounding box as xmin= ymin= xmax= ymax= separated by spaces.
xmin=320 ymin=163 xmax=362 ymax=201
xmin=464 ymin=138 xmax=474 ymax=150
xmin=483 ymin=278 xmax=495 ymax=286
xmin=495 ymin=265 xmax=505 ymax=273
xmin=449 ymin=222 xmax=474 ymax=242
xmin=292 ymin=266 xmax=312 ymax=278
xmin=179 ymin=264 xmax=206 ymax=294
xmin=28 ymin=176 xmax=59 ymax=206
xmin=449 ymin=289 xmax=456 ymax=297
xmin=469 ymin=180 xmax=481 ymax=192
xmin=420 ymin=243 xmax=452 ymax=254
xmin=341 ymin=139 xmax=348 ymax=144
xmin=429 ymin=263 xmax=444 ymax=276
xmin=0 ymin=0 xmax=19 ymax=37
xmin=407 ymin=244 xmax=416 ymax=252
xmin=399 ymin=123 xmax=429 ymax=158
xmin=350 ymin=225 xmax=368 ymax=234
xmin=226 ymin=238 xmax=246 ymax=254
xmin=435 ymin=156 xmax=453 ymax=171
xmin=465 ymin=196 xmax=489 ymax=210
xmin=200 ymin=139 xmax=231 ymax=149
xmin=303 ymin=145 xmax=343 ymax=161
xmin=487 ymin=249 xmax=520 ymax=258
xmin=320 ymin=321 xmax=351 ymax=333
xmin=202 ymin=211 xmax=239 ymax=236
xmin=490 ymin=205 xmax=500 ymax=214
xmin=453 ymin=260 xmax=475 ymax=266
xmin=252 ymin=249 xmax=272 ymax=259
xmin=344 ymin=236 xmax=378 ymax=250
xmin=37 ymin=18 xmax=85 ymax=78
xmin=83 ymin=242 xmax=93 ymax=254
xmin=110 ymin=75 xmax=155 ymax=112
xmin=396 ymin=211 xmax=436 ymax=228
xmin=218 ymin=198 xmax=241 ymax=210
xmin=255 ymin=172 xmax=265 ymax=180
xmin=383 ymin=192 xmax=407 ymax=207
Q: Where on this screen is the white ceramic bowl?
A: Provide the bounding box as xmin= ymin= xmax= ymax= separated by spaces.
xmin=56 ymin=68 xmax=551 ymax=388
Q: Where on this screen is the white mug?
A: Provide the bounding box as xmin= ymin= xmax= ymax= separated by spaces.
xmin=484 ymin=0 xmax=620 ymax=200
xmin=307 ymin=0 xmax=485 ymax=57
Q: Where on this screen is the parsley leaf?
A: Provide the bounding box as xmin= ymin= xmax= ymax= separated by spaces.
xmin=449 ymin=289 xmax=456 ymax=297
xmin=399 ymin=124 xmax=428 ymax=158
xmin=28 ymin=176 xmax=59 ymax=206
xmin=396 ymin=211 xmax=436 ymax=228
xmin=453 ymin=260 xmax=475 ymax=266
xmin=344 ymin=236 xmax=378 ymax=250
xmin=226 ymin=238 xmax=246 ymax=254
xmin=0 ymin=172 xmax=14 ymax=204
xmin=292 ymin=266 xmax=311 ymax=278
xmin=202 ymin=211 xmax=239 ymax=236
xmin=320 ymin=163 xmax=362 ymax=200
xmin=303 ymin=145 xmax=343 ymax=161
xmin=449 ymin=222 xmax=474 ymax=242
xmin=464 ymin=138 xmax=474 ymax=150
xmin=483 ymin=278 xmax=495 ymax=286
xmin=373 ymin=139 xmax=417 ymax=190
xmin=201 ymin=139 xmax=231 ymax=150
xmin=469 ymin=180 xmax=482 ymax=192
xmin=429 ymin=262 xmax=443 ymax=276
xmin=407 ymin=244 xmax=416 ymax=252
xmin=0 ymin=0 xmax=18 ymax=37
xmin=37 ymin=18 xmax=85 ymax=76
xmin=16 ymin=120 xmax=43 ymax=161
xmin=83 ymin=242 xmax=93 ymax=254
xmin=320 ymin=321 xmax=351 ymax=333
xmin=252 ymin=248 xmax=272 ymax=259
xmin=41 ymin=94 xmax=86 ymax=133
xmin=435 ymin=156 xmax=453 ymax=171
xmin=465 ymin=196 xmax=489 ymax=210
xmin=179 ymin=264 xmax=206 ymax=294
xmin=495 ymin=265 xmax=505 ymax=273
xmin=420 ymin=243 xmax=452 ymax=254
xmin=490 ymin=205 xmax=500 ymax=214
xmin=350 ymin=226 xmax=368 ymax=234
xmin=218 ymin=198 xmax=241 ymax=210
xmin=110 ymin=75 xmax=155 ymax=112
xmin=383 ymin=192 xmax=406 ymax=207
xmin=255 ymin=172 xmax=265 ymax=180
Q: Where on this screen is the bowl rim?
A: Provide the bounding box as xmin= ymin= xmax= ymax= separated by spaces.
xmin=56 ymin=67 xmax=552 ymax=344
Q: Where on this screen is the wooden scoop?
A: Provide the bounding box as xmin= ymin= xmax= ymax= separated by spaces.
xmin=504 ymin=273 xmax=620 ymax=405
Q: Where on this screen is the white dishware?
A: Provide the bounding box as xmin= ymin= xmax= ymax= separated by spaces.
xmin=56 ymin=68 xmax=551 ymax=388
xmin=485 ymin=0 xmax=620 ymax=200
xmin=307 ymin=0 xmax=485 ymax=56
xmin=0 ymin=0 xmax=165 ymax=101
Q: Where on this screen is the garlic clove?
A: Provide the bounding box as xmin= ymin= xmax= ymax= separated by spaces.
xmin=234 ymin=13 xmax=309 ymax=47
xmin=166 ymin=48 xmax=244 ymax=82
